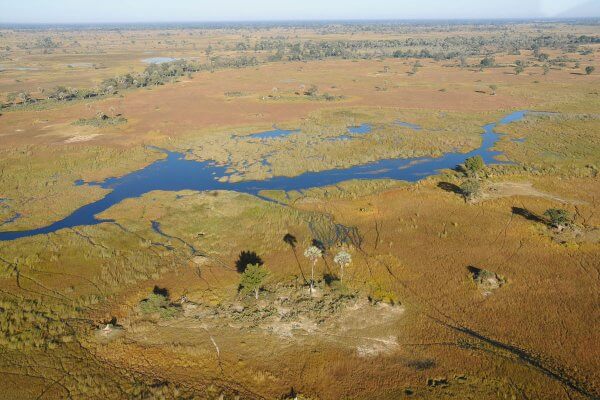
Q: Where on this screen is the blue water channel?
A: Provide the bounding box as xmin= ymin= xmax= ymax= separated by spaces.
xmin=0 ymin=110 xmax=528 ymax=241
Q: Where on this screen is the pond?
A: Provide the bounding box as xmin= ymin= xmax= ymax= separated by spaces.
xmin=396 ymin=120 xmax=422 ymax=130
xmin=141 ymin=57 xmax=178 ymax=64
xmin=347 ymin=124 xmax=372 ymax=134
xmin=247 ymin=127 xmax=300 ymax=139
xmin=0 ymin=111 xmax=530 ymax=241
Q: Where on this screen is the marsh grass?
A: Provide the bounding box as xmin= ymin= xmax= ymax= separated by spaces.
xmin=177 ymin=107 xmax=497 ymax=182
xmin=0 ymin=145 xmax=161 ymax=230
xmin=497 ymin=113 xmax=600 ymax=175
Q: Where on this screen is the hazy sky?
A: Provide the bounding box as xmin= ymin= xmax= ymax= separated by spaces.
xmin=1 ymin=0 xmax=598 ymax=23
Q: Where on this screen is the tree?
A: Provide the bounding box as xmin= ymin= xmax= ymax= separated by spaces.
xmin=543 ymin=208 xmax=571 ymax=230
xmin=464 ymin=155 xmax=485 ymax=177
xmin=460 ymin=179 xmax=481 ymax=202
xmin=411 ymin=61 xmax=422 ymax=75
xmin=239 ymin=263 xmax=269 ymax=300
xmin=333 ymin=251 xmax=352 ymax=283
xmin=585 ymin=66 xmax=595 ymax=75
xmin=542 ymin=64 xmax=550 ymax=76
xmin=303 ymin=245 xmax=322 ymax=294
xmin=537 ymin=53 xmax=549 ymax=62
xmin=514 ymin=62 xmax=524 ymax=75
xmin=479 ymin=56 xmax=495 ymax=68
xmin=489 ymin=84 xmax=497 ymax=95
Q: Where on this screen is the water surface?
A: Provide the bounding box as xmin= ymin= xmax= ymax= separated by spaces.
xmin=347 ymin=124 xmax=372 ymax=134
xmin=0 ymin=111 xmax=529 ymax=241
xmin=248 ymin=127 xmax=300 ymax=139
xmin=396 ymin=120 xmax=422 ymax=130
xmin=142 ymin=57 xmax=178 ymax=64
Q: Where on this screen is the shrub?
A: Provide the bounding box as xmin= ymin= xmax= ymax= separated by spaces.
xmin=305 ymin=85 xmax=319 ymax=96
xmin=139 ymin=293 xmax=179 ymax=319
xmin=367 ymin=282 xmax=398 ymax=305
xmin=460 ymin=179 xmax=481 ymax=202
xmin=73 ymin=113 xmax=127 ymax=127
xmin=480 ymin=56 xmax=495 ymax=68
xmin=543 ymin=208 xmax=571 ymax=229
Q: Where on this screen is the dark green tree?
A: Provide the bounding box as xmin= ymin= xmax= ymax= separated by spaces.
xmin=479 ymin=56 xmax=495 ymax=68
xmin=239 ymin=263 xmax=269 ymax=300
xmin=464 ymin=155 xmax=485 ymax=177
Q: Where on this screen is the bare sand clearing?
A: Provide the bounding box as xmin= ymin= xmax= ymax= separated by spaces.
xmin=64 ymin=134 xmax=103 ymax=143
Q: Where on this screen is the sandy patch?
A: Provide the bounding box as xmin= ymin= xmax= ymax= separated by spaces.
xmin=481 ymin=181 xmax=583 ymax=204
xmin=64 ymin=134 xmax=102 ymax=143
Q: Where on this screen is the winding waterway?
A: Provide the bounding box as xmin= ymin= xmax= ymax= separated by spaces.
xmin=0 ymin=110 xmax=528 ymax=241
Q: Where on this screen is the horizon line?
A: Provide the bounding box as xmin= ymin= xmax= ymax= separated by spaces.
xmin=1 ymin=16 xmax=599 ymax=26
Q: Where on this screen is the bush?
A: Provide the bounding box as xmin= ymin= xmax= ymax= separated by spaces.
xmin=460 ymin=179 xmax=481 ymax=202
xmin=480 ymin=56 xmax=495 ymax=68
xmin=543 ymin=208 xmax=571 ymax=229
xmin=367 ymin=282 xmax=399 ymax=305
xmin=139 ymin=293 xmax=180 ymax=319
xmin=73 ymin=113 xmax=127 ymax=127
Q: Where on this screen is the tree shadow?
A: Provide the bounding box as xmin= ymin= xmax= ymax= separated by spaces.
xmin=438 ymin=181 xmax=462 ymax=194
xmin=284 ymin=233 xmax=307 ymax=284
xmin=283 ymin=233 xmax=297 ymax=248
xmin=101 ymin=316 xmax=122 ymax=327
xmin=511 ymin=206 xmax=545 ymax=224
xmin=323 ymin=273 xmax=339 ymax=286
xmin=406 ymin=359 xmax=436 ymax=371
xmin=152 ymin=285 xmax=170 ymax=298
xmin=281 ymin=387 xmax=298 ymax=399
xmin=467 ymin=265 xmax=483 ymax=278
xmin=235 ymin=250 xmax=263 ymax=273
xmin=311 ymin=238 xmax=326 ymax=252
xmin=452 ymin=164 xmax=468 ymax=175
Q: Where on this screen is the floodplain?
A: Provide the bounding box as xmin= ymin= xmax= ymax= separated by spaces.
xmin=0 ymin=20 xmax=599 ymax=400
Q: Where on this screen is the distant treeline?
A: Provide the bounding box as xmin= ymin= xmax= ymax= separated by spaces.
xmin=251 ymin=34 xmax=600 ymax=61
xmin=2 ymin=28 xmax=597 ymax=109
xmin=2 ymin=56 xmax=259 ymax=108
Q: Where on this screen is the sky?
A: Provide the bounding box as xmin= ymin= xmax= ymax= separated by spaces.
xmin=0 ymin=0 xmax=599 ymax=24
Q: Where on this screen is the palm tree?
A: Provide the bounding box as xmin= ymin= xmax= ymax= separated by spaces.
xmin=303 ymin=246 xmax=322 ymax=294
xmin=333 ymin=251 xmax=352 ymax=283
